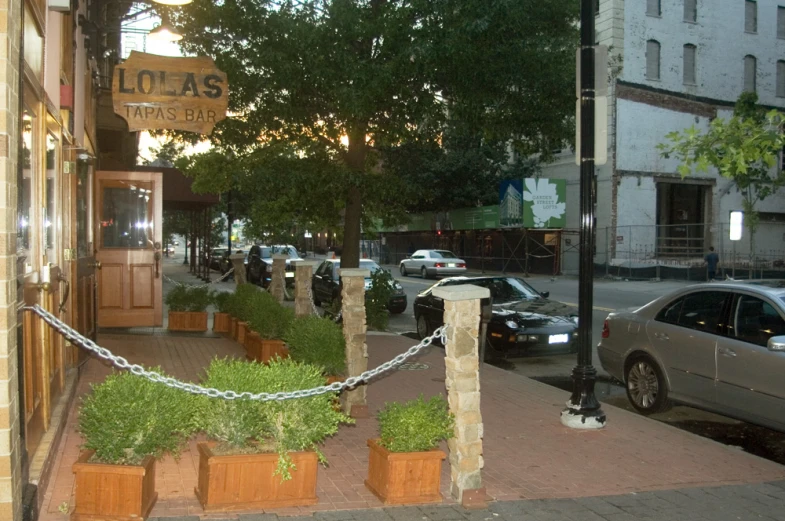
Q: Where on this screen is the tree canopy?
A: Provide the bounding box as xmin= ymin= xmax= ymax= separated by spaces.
xmin=173 ymin=0 xmax=578 ymax=266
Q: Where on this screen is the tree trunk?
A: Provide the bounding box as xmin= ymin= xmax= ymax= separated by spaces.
xmin=341 ymin=128 xmax=367 ymax=269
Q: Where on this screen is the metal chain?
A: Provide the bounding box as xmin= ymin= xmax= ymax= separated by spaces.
xmin=23 ymin=303 xmax=445 ymax=402
xmin=164 ymin=267 xmax=235 ymax=289
xmin=305 ymin=283 xmax=321 ymax=315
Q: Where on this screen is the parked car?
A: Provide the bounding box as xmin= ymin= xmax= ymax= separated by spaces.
xmin=246 ymin=244 xmax=302 ymax=287
xmin=312 ymin=259 xmax=407 ymax=314
xmin=206 ymin=248 xmax=230 ymax=273
xmin=598 ymin=280 xmax=785 ymax=432
xmin=413 ymin=276 xmax=578 ymax=357
xmin=400 ymin=250 xmax=467 ymax=279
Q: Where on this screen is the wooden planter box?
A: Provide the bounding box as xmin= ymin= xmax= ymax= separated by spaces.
xmin=72 ymin=451 xmax=157 ymax=521
xmin=168 ymin=311 xmax=208 ymax=332
xmin=244 ymin=332 xmax=262 ymax=361
xmin=236 ymin=321 xmax=248 ymax=345
xmin=229 ymin=317 xmax=238 ymax=341
xmin=195 ymin=442 xmax=318 ymax=512
xmin=213 ymin=312 xmax=231 ymax=334
xmin=262 ymin=338 xmax=289 ymax=362
xmin=365 ymin=438 xmax=445 ymax=505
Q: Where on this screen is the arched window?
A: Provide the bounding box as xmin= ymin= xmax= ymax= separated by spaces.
xmin=646 ymin=40 xmax=661 ymax=80
xmin=683 ymin=44 xmax=697 ymax=84
xmin=744 ymin=55 xmax=757 ymax=93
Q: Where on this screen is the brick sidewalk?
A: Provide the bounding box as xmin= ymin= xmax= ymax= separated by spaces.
xmin=38 ymin=332 xmax=785 ymax=520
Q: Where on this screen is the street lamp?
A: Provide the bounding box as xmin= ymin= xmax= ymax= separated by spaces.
xmin=560 ymin=0 xmax=606 ymax=430
xmin=152 ymin=0 xmax=192 ymax=5
xmin=148 ymin=18 xmax=183 ymax=42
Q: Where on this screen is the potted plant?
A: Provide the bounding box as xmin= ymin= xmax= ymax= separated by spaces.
xmin=166 ymin=284 xmax=211 ymax=332
xmin=246 ymin=292 xmax=294 ymax=363
xmin=284 ymin=315 xmax=346 ymax=382
xmin=365 ymin=395 xmax=454 ymax=505
xmin=72 ymin=370 xmax=196 ymax=520
xmin=194 ymin=357 xmax=352 ymax=511
xmin=226 ymin=284 xmax=258 ymax=343
xmin=211 ymin=290 xmax=231 ymax=334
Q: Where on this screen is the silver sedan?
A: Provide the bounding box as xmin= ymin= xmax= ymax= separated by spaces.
xmin=598 ymin=281 xmax=785 ymax=432
xmin=399 ymin=249 xmax=467 ymax=279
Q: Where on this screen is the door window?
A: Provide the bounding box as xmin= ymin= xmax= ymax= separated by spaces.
xmin=19 ymin=107 xmax=35 ymax=256
xmin=656 ymin=291 xmax=729 ymax=332
xmin=45 ymin=131 xmax=58 ymax=262
xmin=76 ymin=159 xmax=93 ymax=257
xmin=730 ymin=295 xmax=785 ymax=347
xmin=100 ymin=181 xmax=154 ymax=248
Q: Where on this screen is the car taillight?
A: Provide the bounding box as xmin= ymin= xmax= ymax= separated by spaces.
xmin=457 ymin=263 xmax=466 ymax=268
xmin=601 ymin=320 xmax=610 ymax=338
xmin=435 ymin=262 xmax=445 ymax=267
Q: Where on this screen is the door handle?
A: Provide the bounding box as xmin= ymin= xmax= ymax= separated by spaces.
xmin=88 ymin=261 xmax=102 ymax=270
xmin=58 ymin=273 xmax=70 ymax=314
xmin=653 ymin=332 xmax=670 ymax=341
xmin=154 ymin=251 xmax=162 ymax=278
xmin=719 ymin=347 xmax=737 ymax=357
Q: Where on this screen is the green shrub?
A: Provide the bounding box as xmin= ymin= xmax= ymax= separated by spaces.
xmin=226 ymin=283 xmax=259 ymax=321
xmin=377 ymin=395 xmax=454 ymax=453
xmin=196 ymin=357 xmax=352 ymax=480
xmin=247 ymin=291 xmax=295 ymax=340
xmin=366 ymin=269 xmax=394 ymax=331
xmin=211 ymin=290 xmax=231 ymax=313
xmin=284 ymin=316 xmax=346 ymax=376
xmin=78 ymin=369 xmax=198 ymax=465
xmin=166 ymin=284 xmax=211 ymax=312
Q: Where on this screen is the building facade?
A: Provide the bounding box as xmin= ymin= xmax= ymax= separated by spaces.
xmin=541 ymin=0 xmax=785 ymax=274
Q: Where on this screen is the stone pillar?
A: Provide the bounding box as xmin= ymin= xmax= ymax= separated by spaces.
xmin=292 ymin=260 xmax=318 ymax=317
xmin=269 ymin=254 xmax=287 ymax=303
xmin=339 ymin=268 xmax=369 ymax=418
xmin=432 ymin=284 xmax=489 ymax=509
xmin=229 ymin=254 xmax=247 ymax=285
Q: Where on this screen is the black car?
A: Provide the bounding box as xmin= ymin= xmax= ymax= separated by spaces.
xmin=312 ymin=259 xmax=407 ymax=314
xmin=206 ymin=248 xmax=231 ymax=273
xmin=246 ymin=245 xmax=302 ymax=288
xmin=413 ymin=276 xmax=578 ymax=357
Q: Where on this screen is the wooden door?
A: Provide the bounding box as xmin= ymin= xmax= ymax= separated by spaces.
xmin=74 ymin=159 xmax=97 ymax=344
xmin=96 ymin=171 xmax=163 ymax=327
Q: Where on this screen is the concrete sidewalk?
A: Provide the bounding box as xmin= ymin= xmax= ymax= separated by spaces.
xmin=38 ymin=329 xmax=785 ymax=521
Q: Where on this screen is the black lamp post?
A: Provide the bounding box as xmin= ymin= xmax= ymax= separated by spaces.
xmin=561 ymin=0 xmax=606 ymax=429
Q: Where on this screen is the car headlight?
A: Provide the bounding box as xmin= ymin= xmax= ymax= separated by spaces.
xmin=505 ymin=320 xmax=519 ymax=329
xmin=266 ymin=264 xmax=272 ymax=273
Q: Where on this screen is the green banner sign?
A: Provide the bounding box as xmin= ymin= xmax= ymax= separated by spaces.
xmin=523 ymin=178 xmax=566 ymax=228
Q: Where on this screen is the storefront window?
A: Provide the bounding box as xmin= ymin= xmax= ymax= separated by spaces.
xmin=19 ymin=109 xmax=34 ymax=255
xmin=45 ymin=132 xmax=58 ymax=261
xmin=76 ymin=159 xmax=93 ymax=257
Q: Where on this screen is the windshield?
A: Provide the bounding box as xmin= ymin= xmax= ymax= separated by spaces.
xmin=333 ymin=260 xmax=382 ymax=274
xmin=483 ymin=278 xmax=541 ymax=303
xmin=260 ymin=246 xmax=300 ymax=259
xmin=432 ymin=250 xmax=457 ymax=259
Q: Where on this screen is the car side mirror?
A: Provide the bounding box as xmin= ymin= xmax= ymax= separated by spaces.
xmin=540 ymin=291 xmax=550 ymax=299
xmin=767 ymin=335 xmax=785 ymax=352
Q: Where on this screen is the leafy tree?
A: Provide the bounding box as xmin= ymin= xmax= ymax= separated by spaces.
xmin=174 ymin=0 xmax=578 ymax=267
xmin=658 ymin=93 xmax=785 ymax=268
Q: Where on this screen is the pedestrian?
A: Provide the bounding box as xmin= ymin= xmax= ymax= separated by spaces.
xmin=704 ymin=246 xmax=719 ymax=282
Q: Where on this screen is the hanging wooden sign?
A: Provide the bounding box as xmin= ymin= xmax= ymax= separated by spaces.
xmin=112 ymin=51 xmax=229 ymax=134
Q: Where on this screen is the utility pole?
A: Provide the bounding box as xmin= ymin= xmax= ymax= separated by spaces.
xmin=561 ymin=0 xmax=606 ymax=429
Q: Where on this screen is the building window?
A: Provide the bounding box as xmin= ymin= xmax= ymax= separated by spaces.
xmin=777 ymin=60 xmax=785 ymax=97
xmin=647 ymin=0 xmax=661 ymax=16
xmin=744 ymin=55 xmax=757 ymax=92
xmin=646 ymin=40 xmax=661 ymax=80
xmin=745 ymin=0 xmax=757 ymax=33
xmin=595 ymin=0 xmax=600 ymax=16
xmin=684 ymin=0 xmax=697 ymax=22
xmin=683 ymin=44 xmax=697 ymax=84
xmin=778 ymin=6 xmax=785 ymax=39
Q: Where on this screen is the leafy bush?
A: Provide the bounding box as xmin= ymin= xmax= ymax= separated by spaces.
xmin=226 ymin=283 xmax=259 ymax=321
xmin=366 ymin=269 xmax=394 ymax=331
xmin=78 ymin=369 xmax=198 ymax=465
xmin=196 ymin=357 xmax=352 ymax=479
xmin=247 ymin=290 xmax=295 ymax=340
xmin=284 ymin=316 xmax=346 ymax=376
xmin=377 ymin=395 xmax=454 ymax=453
xmin=165 ymin=284 xmax=211 ymax=312
xmin=211 ymin=290 xmax=231 ymax=313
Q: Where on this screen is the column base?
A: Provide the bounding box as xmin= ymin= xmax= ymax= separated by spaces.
xmin=560 ymin=404 xmax=606 ymax=429
xmin=460 ymin=487 xmax=488 ymax=509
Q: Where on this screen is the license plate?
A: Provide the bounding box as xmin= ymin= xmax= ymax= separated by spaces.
xmin=548 ymin=334 xmax=569 ymax=344
xmin=447 ymin=263 xmax=455 ymax=267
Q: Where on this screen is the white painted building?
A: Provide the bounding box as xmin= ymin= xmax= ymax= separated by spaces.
xmin=542 ymin=0 xmax=785 ymax=274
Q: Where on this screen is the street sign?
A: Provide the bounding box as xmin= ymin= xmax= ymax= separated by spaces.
xmin=576 ymin=45 xmax=609 ymax=98
xmin=575 ymin=97 xmax=608 ymax=166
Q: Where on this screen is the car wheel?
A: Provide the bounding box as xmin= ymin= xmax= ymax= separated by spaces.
xmin=421 ymin=266 xmax=428 ymax=279
xmin=400 ymin=264 xmax=408 ymax=276
xmin=625 ymin=355 xmax=672 ymax=415
xmin=416 ymin=314 xmax=432 ymax=340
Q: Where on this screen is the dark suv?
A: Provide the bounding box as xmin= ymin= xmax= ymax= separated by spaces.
xmin=246 ymin=244 xmax=302 ymax=288
xmin=311 ymin=259 xmax=407 ymax=314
